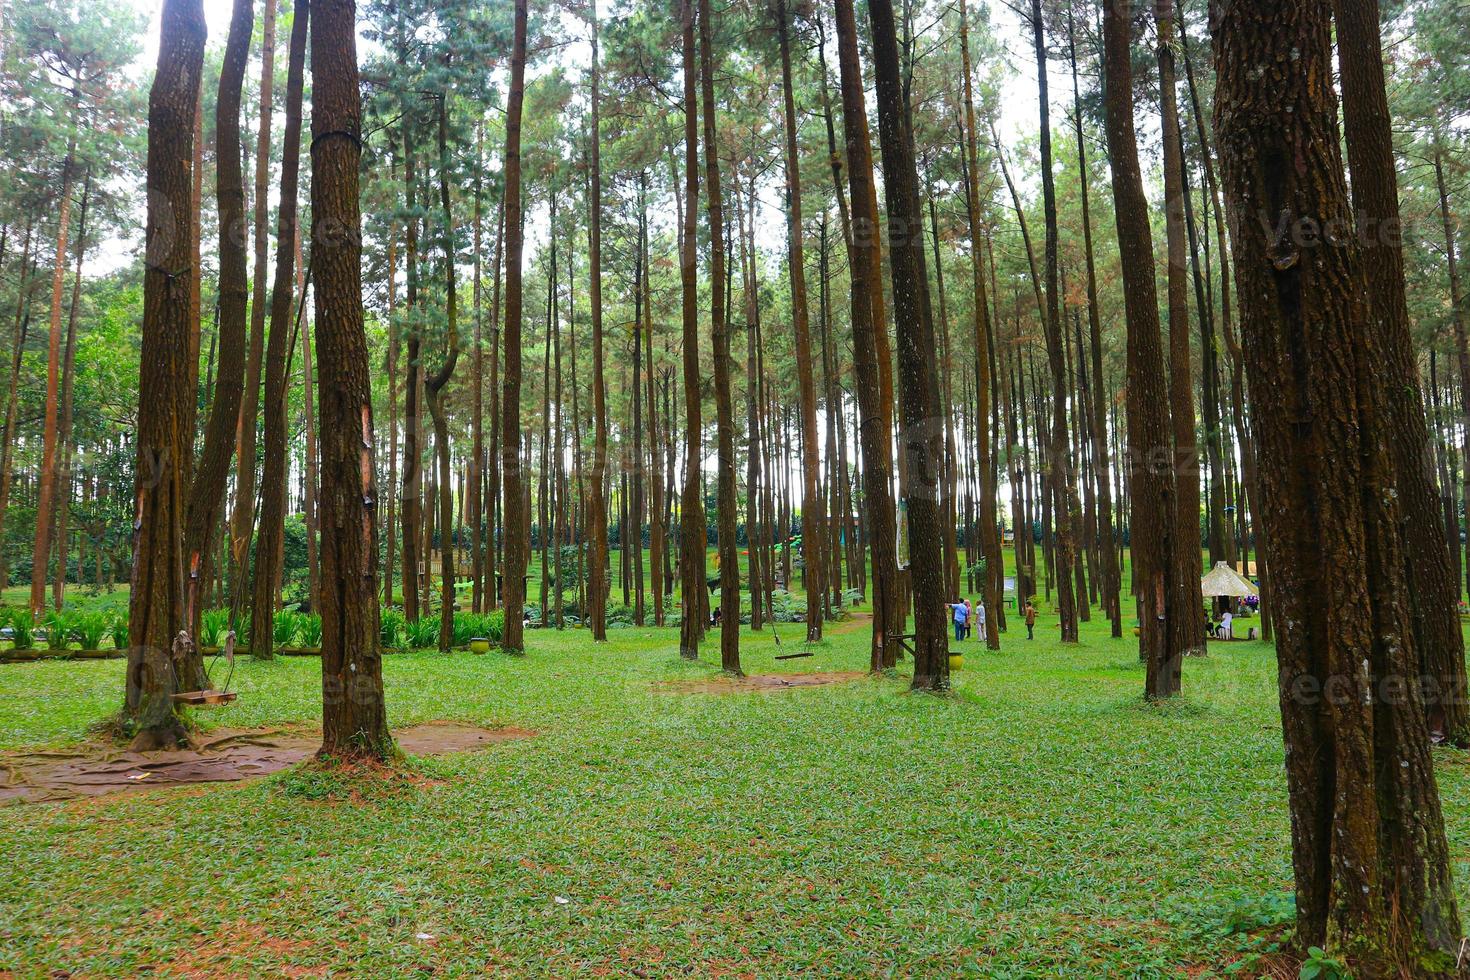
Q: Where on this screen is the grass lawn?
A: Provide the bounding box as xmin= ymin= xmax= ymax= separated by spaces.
xmin=3 ymin=603 xmax=1469 ymax=976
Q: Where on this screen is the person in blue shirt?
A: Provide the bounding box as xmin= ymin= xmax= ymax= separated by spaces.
xmin=947 ymin=600 xmax=969 ymax=642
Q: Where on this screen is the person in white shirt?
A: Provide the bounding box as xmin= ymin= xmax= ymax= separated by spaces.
xmin=1219 ymin=610 xmax=1234 ymax=639
xmin=975 ymin=602 xmax=987 ymax=641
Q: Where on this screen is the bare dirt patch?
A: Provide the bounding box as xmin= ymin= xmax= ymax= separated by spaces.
xmin=0 ymin=721 xmax=533 ymax=805
xmin=655 ymin=671 xmax=869 ymax=695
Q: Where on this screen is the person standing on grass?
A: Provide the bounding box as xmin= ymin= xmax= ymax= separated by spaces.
xmin=964 ymin=598 xmax=973 ymax=639
xmin=976 ymin=601 xmax=986 ymax=642
xmin=1024 ymin=600 xmax=1037 ymax=640
xmin=948 ymin=599 xmax=969 ymax=642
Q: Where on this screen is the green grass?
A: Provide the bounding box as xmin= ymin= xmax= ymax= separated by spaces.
xmin=2 ymin=588 xmax=1466 ymax=976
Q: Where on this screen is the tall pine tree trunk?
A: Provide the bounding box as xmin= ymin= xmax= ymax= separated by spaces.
xmin=312 ymin=0 xmax=390 ymax=759
xmin=676 ymin=0 xmax=705 ymax=659
xmin=499 ymin=0 xmax=529 ymax=654
xmin=1102 ymin=0 xmax=1186 ymax=697
xmin=699 ymin=0 xmax=739 ymax=673
xmin=1156 ymin=0 xmax=1204 ymax=652
xmin=249 ymin=0 xmax=308 ymax=660
xmin=1215 ymin=0 xmax=1462 ymax=966
xmin=867 ymin=0 xmax=948 ymax=689
xmin=182 ymin=0 xmax=252 ymax=643
xmin=231 ymin=0 xmax=276 ymax=594
xmin=125 ymin=0 xmax=208 ymax=748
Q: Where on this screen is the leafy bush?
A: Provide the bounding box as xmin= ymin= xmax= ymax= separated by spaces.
xmin=41 ymin=613 xmax=72 ymax=650
xmin=404 ymin=616 xmax=440 ymax=649
xmin=484 ymin=609 xmax=505 ymax=644
xmin=8 ymin=610 xmax=35 ymax=651
xmin=109 ymin=616 xmax=128 ymax=651
xmin=273 ymin=611 xmax=300 ymax=647
xmin=74 ymin=612 xmax=110 ymax=650
xmin=201 ymin=609 xmax=230 ymax=648
xmin=451 ymin=612 xmax=481 ymax=647
xmin=298 ymin=613 xmax=323 ymax=648
xmin=380 ymin=608 xmax=405 ymax=650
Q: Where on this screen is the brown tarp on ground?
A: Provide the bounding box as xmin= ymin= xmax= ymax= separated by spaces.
xmin=0 ymin=721 xmax=533 ymax=805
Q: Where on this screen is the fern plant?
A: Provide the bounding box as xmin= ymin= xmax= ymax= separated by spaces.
xmin=273 ymin=611 xmax=300 ymax=647
xmin=41 ymin=613 xmax=73 ymax=650
xmin=298 ymin=614 xmax=324 ymax=648
xmin=8 ymin=611 xmax=35 ymax=651
xmin=74 ymin=613 xmax=110 ymax=650
xmin=404 ymin=616 xmax=440 ymax=649
xmin=200 ymin=609 xmax=230 ymax=647
xmin=379 ymin=608 xmax=405 ymax=650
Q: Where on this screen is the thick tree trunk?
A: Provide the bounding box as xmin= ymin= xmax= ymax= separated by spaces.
xmin=249 ymin=0 xmax=308 ymax=660
xmin=125 ymin=0 xmax=208 ymax=748
xmin=1102 ymin=0 xmax=1186 ymax=696
xmin=867 ymin=0 xmax=948 ymax=689
xmin=311 ymin=0 xmax=390 ymax=760
xmin=1331 ymin=0 xmax=1468 ymax=743
xmin=499 ymin=0 xmax=529 ymax=653
xmin=1216 ymin=0 xmax=1462 ymax=966
xmin=182 ymin=0 xmax=252 ymax=644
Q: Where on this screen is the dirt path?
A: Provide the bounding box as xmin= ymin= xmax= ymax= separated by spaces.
xmin=0 ymin=721 xmax=533 ymax=805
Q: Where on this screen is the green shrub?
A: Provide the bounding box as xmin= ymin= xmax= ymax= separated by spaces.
xmin=41 ymin=612 xmax=72 ymax=650
xmin=109 ymin=616 xmax=128 ymax=651
xmin=298 ymin=614 xmax=323 ymax=648
xmin=273 ymin=611 xmax=300 ymax=647
xmin=8 ymin=611 xmax=35 ymax=651
xmin=484 ymin=609 xmax=505 ymax=643
xmin=405 ymin=616 xmax=439 ymax=649
xmin=451 ymin=613 xmax=484 ymax=647
xmin=200 ymin=609 xmax=230 ymax=648
xmin=74 ymin=612 xmax=109 ymax=650
xmin=380 ymin=608 xmax=405 ymax=649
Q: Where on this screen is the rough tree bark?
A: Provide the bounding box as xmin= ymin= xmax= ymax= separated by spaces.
xmin=1213 ymin=0 xmax=1462 ymax=967
xmin=311 ymin=0 xmax=391 ymax=760
xmin=835 ymin=0 xmax=898 ymax=669
xmin=1102 ymin=0 xmax=1185 ymax=697
xmin=124 ymin=0 xmax=208 ymax=749
xmin=1333 ymin=0 xmax=1468 ymax=745
xmin=866 ymin=0 xmax=948 ymax=689
xmin=499 ymin=0 xmax=528 ymax=654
